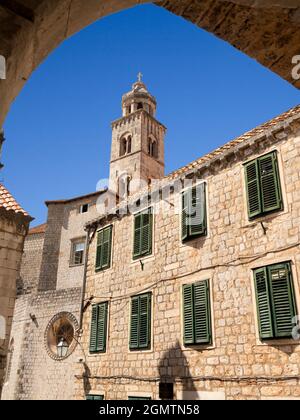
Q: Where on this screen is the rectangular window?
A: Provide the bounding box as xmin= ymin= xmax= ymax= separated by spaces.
xmin=254 ymin=262 xmax=297 ymax=340
xmin=80 ymin=204 xmax=89 ymax=214
xmin=89 ymin=302 xmax=108 ymax=353
xmin=86 ymin=395 xmax=104 ymax=400
xmin=183 ymin=280 xmax=212 ymax=346
xmin=71 ymin=241 xmax=85 ymax=266
xmin=133 ymin=208 xmax=153 ymax=260
xmin=96 ymin=226 xmax=112 ymax=271
xmin=130 ymin=293 xmax=152 ymax=350
xmin=182 ymin=183 xmax=207 ymax=242
xmin=244 ymin=151 xmax=283 ymax=219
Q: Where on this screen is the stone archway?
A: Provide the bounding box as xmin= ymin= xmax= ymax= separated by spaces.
xmin=0 ymin=0 xmax=300 ymax=127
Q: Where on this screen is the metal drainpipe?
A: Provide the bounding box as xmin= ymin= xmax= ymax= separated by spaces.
xmin=79 ymin=226 xmax=91 ymax=331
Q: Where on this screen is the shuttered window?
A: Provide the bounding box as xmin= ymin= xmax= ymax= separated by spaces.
xmin=86 ymin=395 xmax=104 ymax=400
xmin=133 ymin=208 xmax=153 ymax=260
xmin=130 ymin=293 xmax=152 ymax=350
xmin=183 ymin=280 xmax=212 ymax=346
xmin=245 ymin=152 xmax=283 ymax=219
xmin=96 ymin=226 xmax=112 ymax=271
xmin=254 ymin=262 xmax=297 ymax=340
xmin=182 ymin=184 xmax=207 ymax=242
xmin=89 ymin=302 xmax=108 ymax=353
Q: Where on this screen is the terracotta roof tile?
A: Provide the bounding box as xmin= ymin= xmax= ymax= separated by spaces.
xmin=0 ymin=184 xmax=30 ymax=217
xmin=28 ymin=223 xmax=47 ymax=235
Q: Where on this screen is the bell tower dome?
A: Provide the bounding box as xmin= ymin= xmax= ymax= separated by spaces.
xmin=109 ymin=75 xmax=167 ymax=198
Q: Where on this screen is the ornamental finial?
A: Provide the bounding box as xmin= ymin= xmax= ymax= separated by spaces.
xmin=137 ymin=72 xmax=143 ymax=83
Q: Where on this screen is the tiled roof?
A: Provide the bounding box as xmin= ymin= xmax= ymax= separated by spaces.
xmin=167 ymin=104 xmax=300 ymax=180
xmin=28 ymin=223 xmax=47 ymax=235
xmin=45 ymin=190 xmax=106 ymax=206
xmin=86 ymin=104 xmax=300 ymax=229
xmin=0 ymin=184 xmax=31 ymax=217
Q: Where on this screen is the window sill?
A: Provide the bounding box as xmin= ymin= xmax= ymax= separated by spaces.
xmin=95 ymin=266 xmax=111 ymax=273
xmin=242 ymin=207 xmax=286 ymax=229
xmin=128 ymin=347 xmax=153 ymax=354
xmin=131 ymin=253 xmax=154 ymax=265
xmin=69 ymin=263 xmax=84 ymax=268
xmin=182 ymin=343 xmax=215 ymax=352
xmin=255 ymin=338 xmax=300 ymax=347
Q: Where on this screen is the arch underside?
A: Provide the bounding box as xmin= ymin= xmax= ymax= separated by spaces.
xmin=0 ymin=0 xmax=299 ymax=127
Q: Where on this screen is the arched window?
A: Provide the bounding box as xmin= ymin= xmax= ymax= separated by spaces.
xmin=148 ymin=138 xmax=158 ymax=159
xmin=120 ymin=135 xmax=132 ymax=157
xmin=127 ymin=136 xmax=132 ymax=154
xmin=118 ymin=175 xmax=131 ymax=199
xmin=120 ymin=138 xmax=127 ymax=156
xmin=137 ymin=102 xmax=143 ymax=110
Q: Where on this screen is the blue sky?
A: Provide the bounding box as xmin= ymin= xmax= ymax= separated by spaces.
xmin=2 ymin=4 xmax=300 ymax=226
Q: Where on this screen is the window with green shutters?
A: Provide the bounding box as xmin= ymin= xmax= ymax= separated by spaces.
xmin=244 ymin=151 xmax=283 ymax=220
xmin=133 ymin=208 xmax=153 ymax=260
xmin=182 ymin=183 xmax=207 ymax=242
xmin=130 ymin=293 xmax=152 ymax=350
xmin=89 ymin=302 xmax=108 ymax=353
xmin=96 ymin=226 xmax=112 ymax=271
xmin=183 ymin=280 xmax=212 ymax=346
xmin=254 ymin=262 xmax=297 ymax=340
xmin=86 ymin=395 xmax=104 ymax=400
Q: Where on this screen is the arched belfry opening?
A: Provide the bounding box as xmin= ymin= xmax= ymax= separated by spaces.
xmin=120 ymin=134 xmax=132 ymax=157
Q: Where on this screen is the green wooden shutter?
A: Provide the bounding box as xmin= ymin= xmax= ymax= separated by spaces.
xmin=90 ymin=305 xmax=98 ymax=353
xmin=140 ymin=210 xmax=152 ymax=256
xmin=101 ymin=227 xmax=112 ymax=269
xmin=86 ymin=395 xmax=104 ymax=400
xmin=193 ymin=280 xmax=211 ymax=344
xmin=139 ymin=294 xmax=151 ymax=348
xmin=245 ymin=159 xmax=261 ymax=219
xmin=182 ymin=191 xmax=189 ymax=241
xmin=96 ymin=302 xmax=108 ymax=352
xmin=96 ymin=227 xmax=112 ymax=271
xmin=95 ymin=230 xmax=103 ymax=270
xmin=259 ymin=152 xmax=282 ymax=214
xmin=93 ymin=395 xmax=104 ymax=400
xmin=130 ymin=296 xmax=140 ymax=349
xmin=183 ymin=284 xmax=194 ymax=345
xmin=133 ymin=213 xmax=142 ymax=258
xmin=254 ymin=267 xmax=274 ymax=339
xmin=268 ymin=263 xmax=296 ymax=338
xmin=190 ymin=184 xmax=207 ymax=237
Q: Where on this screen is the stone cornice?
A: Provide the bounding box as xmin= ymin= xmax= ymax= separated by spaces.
xmin=111 ymin=109 xmax=167 ymax=131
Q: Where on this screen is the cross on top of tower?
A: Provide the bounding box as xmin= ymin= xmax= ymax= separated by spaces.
xmin=137 ymin=72 xmax=143 ymax=83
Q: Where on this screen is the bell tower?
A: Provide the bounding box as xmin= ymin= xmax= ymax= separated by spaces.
xmin=109 ymin=75 xmax=166 ymax=197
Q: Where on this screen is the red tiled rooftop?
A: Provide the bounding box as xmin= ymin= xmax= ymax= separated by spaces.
xmin=0 ymin=184 xmax=31 ymax=217
xmin=28 ymin=223 xmax=47 ymax=235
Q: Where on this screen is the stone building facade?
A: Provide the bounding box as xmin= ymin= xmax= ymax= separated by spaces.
xmin=1 ymin=191 xmax=103 ymax=400
xmin=3 ymin=79 xmax=300 ymax=400
xmin=74 ymin=81 xmax=300 ymax=400
xmin=0 ymin=184 xmax=31 ymax=395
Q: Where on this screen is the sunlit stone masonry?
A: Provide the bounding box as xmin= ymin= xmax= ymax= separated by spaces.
xmin=3 ymin=78 xmax=300 ymax=400
xmin=75 ymin=81 xmax=300 ymax=400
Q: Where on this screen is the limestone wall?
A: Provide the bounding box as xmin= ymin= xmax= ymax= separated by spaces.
xmin=1 ymin=288 xmax=82 ymax=400
xmin=0 ymin=212 xmax=29 ymax=395
xmin=77 ymin=126 xmax=300 ymax=400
